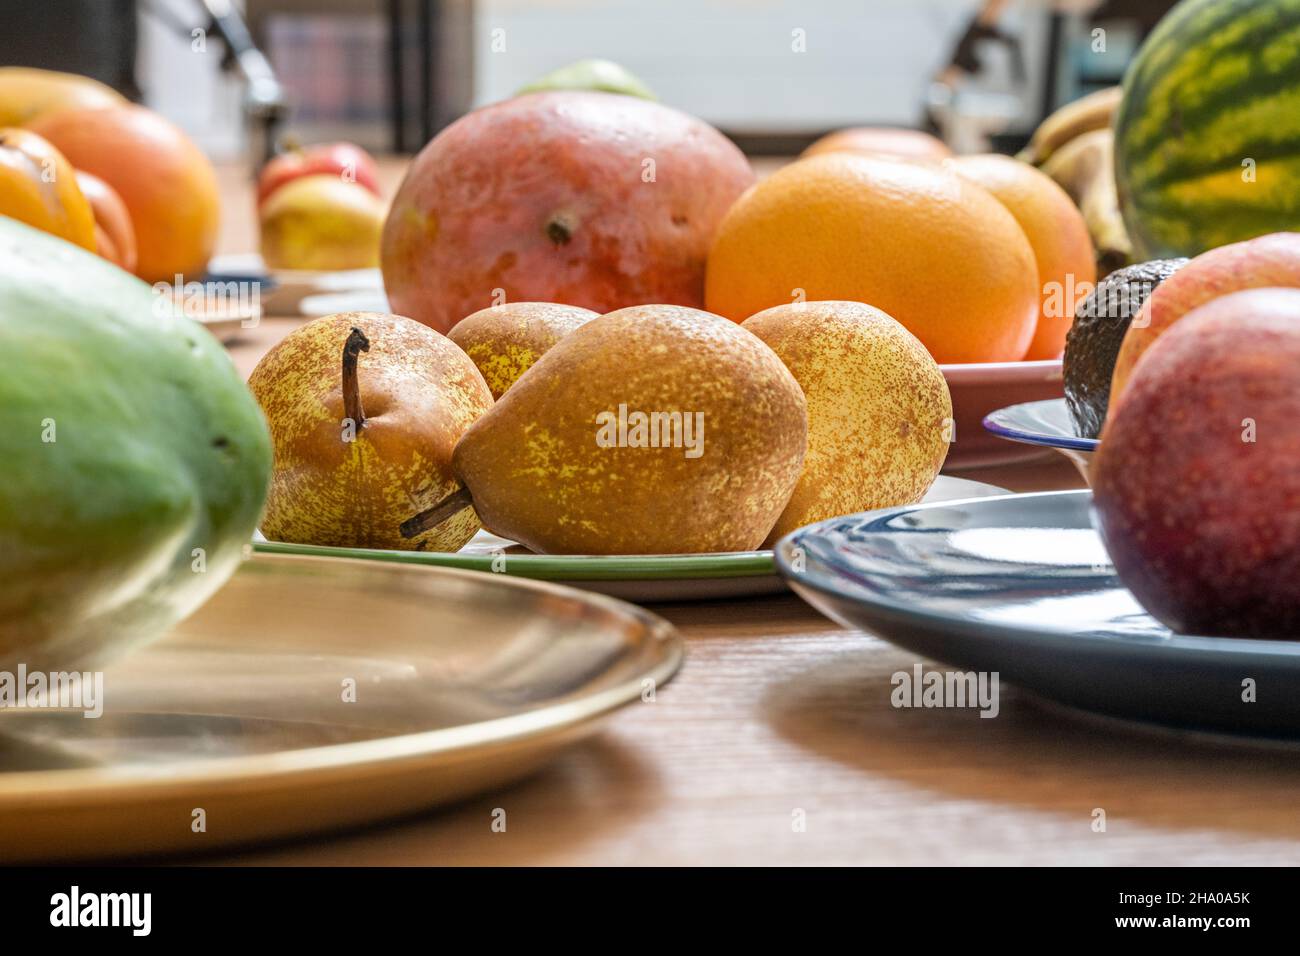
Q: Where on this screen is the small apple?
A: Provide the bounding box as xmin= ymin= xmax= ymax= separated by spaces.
xmin=1109 ymin=231 xmax=1300 ymax=414
xmin=75 ymin=169 xmax=137 ymax=272
xmin=257 ymin=142 xmax=380 ymax=207
xmin=380 ymin=91 xmax=755 ymax=333
xmin=260 ymin=174 xmax=386 ymax=272
xmin=1093 ymin=287 xmax=1300 ymax=639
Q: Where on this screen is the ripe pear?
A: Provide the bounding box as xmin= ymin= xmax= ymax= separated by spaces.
xmin=448 ymin=302 xmax=599 ymax=399
xmin=402 ymin=304 xmax=807 ymax=554
xmin=248 ymin=311 xmax=493 ymax=550
xmin=742 ymin=301 xmax=952 ymax=544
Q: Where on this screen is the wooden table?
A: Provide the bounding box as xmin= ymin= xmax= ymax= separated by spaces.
xmin=208 ymin=163 xmax=1300 ymax=866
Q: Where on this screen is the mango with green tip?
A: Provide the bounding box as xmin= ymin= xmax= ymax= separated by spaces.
xmin=381 ymin=91 xmax=754 ymax=333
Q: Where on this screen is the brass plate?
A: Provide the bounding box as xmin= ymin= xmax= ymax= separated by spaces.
xmin=0 ymin=554 xmax=682 ymax=862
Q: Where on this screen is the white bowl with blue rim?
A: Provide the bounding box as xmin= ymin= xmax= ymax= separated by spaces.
xmin=983 ymin=398 xmax=1097 ymax=482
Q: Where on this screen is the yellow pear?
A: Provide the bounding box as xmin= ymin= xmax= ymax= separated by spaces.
xmin=742 ymin=300 xmax=952 ymax=544
xmin=448 ymin=302 xmax=598 ymax=399
xmin=249 ymin=311 xmax=493 ymax=550
xmin=401 ymin=304 xmax=807 ymax=554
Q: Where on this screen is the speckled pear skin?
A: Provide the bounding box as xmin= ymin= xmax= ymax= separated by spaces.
xmin=453 ymin=304 xmax=808 ymax=555
xmin=743 ymin=301 xmax=952 ymax=546
xmin=448 ymin=302 xmax=599 ymax=399
xmin=249 ymin=311 xmax=493 ymax=550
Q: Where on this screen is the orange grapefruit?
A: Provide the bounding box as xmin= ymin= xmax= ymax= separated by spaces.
xmin=30 ymin=105 xmax=220 ymax=282
xmin=948 ymin=154 xmax=1096 ymax=360
xmin=705 ymin=153 xmax=1039 ymax=363
xmin=803 ymin=127 xmax=952 ymax=163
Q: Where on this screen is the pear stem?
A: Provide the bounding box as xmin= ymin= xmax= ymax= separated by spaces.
xmin=400 ymin=486 xmax=475 ymax=539
xmin=342 ymin=327 xmax=369 ymax=431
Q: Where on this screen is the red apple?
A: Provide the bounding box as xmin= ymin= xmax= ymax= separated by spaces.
xmin=1093 ymin=287 xmax=1300 ymax=638
xmin=257 ymin=142 xmax=381 ymax=207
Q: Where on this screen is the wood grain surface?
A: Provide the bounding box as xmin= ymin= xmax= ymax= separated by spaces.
xmin=203 ymin=162 xmax=1300 ymax=866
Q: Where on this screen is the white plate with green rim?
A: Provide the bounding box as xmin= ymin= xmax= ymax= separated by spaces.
xmin=983 ymin=398 xmax=1097 ymax=484
xmin=255 ymin=475 xmax=1009 ymax=602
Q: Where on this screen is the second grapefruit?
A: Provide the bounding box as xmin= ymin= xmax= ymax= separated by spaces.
xmin=948 ymin=154 xmax=1096 ymax=360
xmin=704 ymin=153 xmax=1039 ymax=364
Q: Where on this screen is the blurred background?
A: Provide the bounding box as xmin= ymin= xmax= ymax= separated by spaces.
xmin=0 ymin=0 xmax=1174 ymax=163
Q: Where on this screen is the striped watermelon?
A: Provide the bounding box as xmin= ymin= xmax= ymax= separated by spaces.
xmin=1115 ymin=0 xmax=1300 ymax=258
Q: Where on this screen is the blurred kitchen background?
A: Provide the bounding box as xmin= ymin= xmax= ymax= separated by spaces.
xmin=0 ymin=0 xmax=1175 ymax=163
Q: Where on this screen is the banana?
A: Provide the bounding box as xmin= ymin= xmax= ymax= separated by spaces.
xmin=1017 ymin=86 xmax=1123 ymax=166
xmin=1040 ymin=128 xmax=1110 ymax=199
xmin=1041 ymin=128 xmax=1132 ymax=276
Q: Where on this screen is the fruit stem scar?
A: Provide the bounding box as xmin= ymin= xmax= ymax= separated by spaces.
xmin=400 ymin=486 xmax=474 ymax=539
xmin=545 ymin=215 xmax=574 ymax=245
xmin=342 ymin=327 xmax=370 ymax=431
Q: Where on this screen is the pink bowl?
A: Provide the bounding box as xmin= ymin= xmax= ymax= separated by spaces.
xmin=941 ymin=360 xmax=1063 ymax=470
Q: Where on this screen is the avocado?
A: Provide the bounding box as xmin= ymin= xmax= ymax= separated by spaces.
xmin=1063 ymin=258 xmax=1188 ymax=438
xmin=0 ymin=215 xmax=272 ymax=671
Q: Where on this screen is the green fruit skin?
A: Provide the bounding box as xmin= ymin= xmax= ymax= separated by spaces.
xmin=0 ymin=216 xmax=272 ymax=671
xmin=1115 ymin=0 xmax=1300 ymax=259
xmin=516 ymin=58 xmax=657 ymax=101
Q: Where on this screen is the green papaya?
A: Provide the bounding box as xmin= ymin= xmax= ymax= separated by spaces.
xmin=0 ymin=216 xmax=272 ymax=671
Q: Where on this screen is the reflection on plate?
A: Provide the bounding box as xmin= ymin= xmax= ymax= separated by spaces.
xmin=983 ymin=397 xmax=1095 ymax=482
xmin=941 ymin=359 xmax=1063 ymax=470
xmin=0 ymin=553 xmax=682 ymax=862
xmin=776 ymin=490 xmax=1300 ymax=738
xmin=160 ymin=284 xmax=260 ymax=343
xmin=206 ymin=253 xmax=386 ymax=318
xmin=256 ymin=475 xmax=1009 ymax=602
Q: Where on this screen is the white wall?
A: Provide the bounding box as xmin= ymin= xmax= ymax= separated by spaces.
xmin=474 ymin=0 xmax=1047 ymax=132
xmin=133 ymin=0 xmax=1053 ymax=161
xmin=136 ymin=0 xmax=246 ymax=159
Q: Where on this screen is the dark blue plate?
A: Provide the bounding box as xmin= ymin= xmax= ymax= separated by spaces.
xmin=203 ymin=252 xmax=279 ymax=290
xmin=775 ymin=491 xmax=1300 ymax=738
